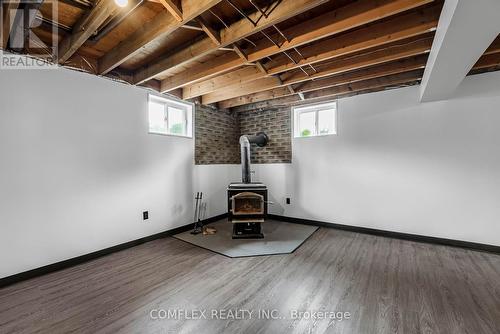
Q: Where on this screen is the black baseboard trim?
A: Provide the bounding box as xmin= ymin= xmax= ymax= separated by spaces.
xmin=269 ymin=214 xmax=500 ymax=255
xmin=0 ymin=213 xmax=228 ymax=289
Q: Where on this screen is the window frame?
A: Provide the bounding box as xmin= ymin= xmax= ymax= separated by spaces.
xmin=148 ymin=94 xmax=193 ymax=138
xmin=293 ymin=101 xmax=337 ymax=138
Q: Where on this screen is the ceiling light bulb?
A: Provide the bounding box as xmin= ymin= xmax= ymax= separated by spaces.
xmin=114 ymin=0 xmax=128 ymax=7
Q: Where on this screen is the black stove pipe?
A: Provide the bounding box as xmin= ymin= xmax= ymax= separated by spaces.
xmin=240 ymin=132 xmax=269 ymax=183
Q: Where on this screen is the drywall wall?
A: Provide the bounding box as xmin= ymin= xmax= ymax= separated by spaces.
xmin=0 ymin=68 xmax=232 ymax=278
xmin=193 ymin=164 xmax=240 ymax=218
xmin=2 ymin=65 xmax=500 ymax=278
xmin=253 ymin=71 xmax=500 ymax=246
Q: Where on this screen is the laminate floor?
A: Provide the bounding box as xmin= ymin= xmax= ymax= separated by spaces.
xmin=1 ymin=227 xmax=500 ymax=334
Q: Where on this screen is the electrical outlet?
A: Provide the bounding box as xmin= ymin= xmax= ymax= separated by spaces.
xmin=143 ymin=211 xmax=149 ymax=220
xmin=286 ymin=198 xmax=291 ymax=205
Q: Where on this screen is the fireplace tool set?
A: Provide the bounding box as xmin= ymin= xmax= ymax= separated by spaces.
xmin=191 ymin=192 xmax=216 ymax=235
xmin=191 ymin=192 xmax=203 ymax=235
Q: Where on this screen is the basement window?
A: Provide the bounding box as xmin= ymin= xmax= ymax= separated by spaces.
xmin=148 ymin=94 xmax=193 ymax=138
xmin=293 ymin=101 xmax=337 ymax=138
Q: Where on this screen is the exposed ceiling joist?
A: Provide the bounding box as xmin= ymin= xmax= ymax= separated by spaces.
xmin=255 ymin=60 xmax=268 ymax=75
xmin=183 ymin=5 xmax=440 ymax=99
xmin=158 ymin=0 xmax=183 ymax=21
xmin=160 ymin=0 xmax=434 ymax=93
xmin=197 ymin=16 xmax=221 ymax=45
xmin=473 ymin=49 xmax=500 ymax=70
xmin=227 ymin=49 xmax=500 ymax=111
xmin=203 ymin=36 xmax=433 ymax=104
xmin=133 ymin=0 xmax=329 ymax=85
xmin=307 ymin=70 xmax=423 ymax=99
xmin=98 ymin=0 xmax=223 ymax=75
xmin=57 ymin=0 xmax=115 ymax=64
xmin=233 ymin=44 xmax=248 ymax=61
xmin=219 ymin=55 xmax=428 ymax=108
xmin=231 ymin=71 xmax=424 ymax=112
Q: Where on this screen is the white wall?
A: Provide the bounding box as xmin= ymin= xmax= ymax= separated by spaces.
xmin=0 ymin=68 xmax=231 ymax=278
xmin=2 ymin=66 xmax=500 ymax=279
xmin=193 ymin=164 xmax=240 ymax=219
xmin=254 ymin=71 xmax=500 ymax=246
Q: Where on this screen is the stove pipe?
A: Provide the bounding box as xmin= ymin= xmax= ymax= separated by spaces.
xmin=240 ymin=132 xmax=269 ymax=183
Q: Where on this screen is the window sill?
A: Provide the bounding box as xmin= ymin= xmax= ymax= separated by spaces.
xmin=293 ymin=133 xmax=337 ymax=139
xmin=148 ymin=131 xmax=193 ymax=139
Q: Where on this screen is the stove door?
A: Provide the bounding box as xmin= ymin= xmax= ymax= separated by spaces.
xmin=231 ymin=192 xmax=264 ymax=215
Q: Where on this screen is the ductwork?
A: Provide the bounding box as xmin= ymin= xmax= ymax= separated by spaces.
xmin=240 ymin=132 xmax=269 ymax=183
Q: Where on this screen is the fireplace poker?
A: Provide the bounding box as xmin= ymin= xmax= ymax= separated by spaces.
xmin=191 ymin=192 xmax=203 ymax=235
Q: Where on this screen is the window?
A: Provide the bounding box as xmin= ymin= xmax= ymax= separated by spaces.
xmin=148 ymin=94 xmax=193 ymax=137
xmin=293 ymin=101 xmax=337 ymax=138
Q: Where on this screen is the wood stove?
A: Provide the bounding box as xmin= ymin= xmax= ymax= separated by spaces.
xmin=228 ymin=132 xmax=269 ymax=239
xmin=228 ymin=183 xmax=268 ymax=239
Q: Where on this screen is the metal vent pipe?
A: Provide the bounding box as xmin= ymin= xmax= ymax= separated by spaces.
xmin=240 ymin=132 xmax=269 ymax=183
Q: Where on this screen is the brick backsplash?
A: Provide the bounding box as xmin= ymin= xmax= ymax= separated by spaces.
xmin=195 ymin=104 xmax=240 ymax=165
xmin=195 ymin=104 xmax=292 ymax=165
xmin=239 ymin=107 xmax=292 ymax=164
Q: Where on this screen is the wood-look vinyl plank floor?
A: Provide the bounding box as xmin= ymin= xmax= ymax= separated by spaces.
xmin=1 ymin=227 xmax=500 ymax=334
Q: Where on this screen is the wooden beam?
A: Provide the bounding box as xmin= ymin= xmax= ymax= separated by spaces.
xmin=203 ymin=76 xmax=284 ymax=104
xmin=58 ymin=0 xmax=115 ymax=64
xmin=233 ymin=44 xmax=247 ymax=61
xmin=232 ymin=71 xmax=424 ymax=112
xmin=472 ymin=50 xmax=500 ymax=70
xmin=2 ymin=0 xmax=20 ymax=49
xmin=255 ymin=61 xmax=268 ymax=75
xmin=308 ymin=71 xmax=425 ymax=99
xmin=182 ymin=5 xmax=440 ymax=99
xmin=98 ymin=0 xmax=222 ymax=75
xmin=160 ymin=0 xmax=434 ymax=92
xmin=182 ymin=65 xmax=263 ymax=99
xmin=295 ymin=57 xmax=426 ymax=93
xmin=219 ymin=55 xmax=428 ymax=108
xmin=483 ymin=36 xmax=500 ymax=55
xmin=133 ymin=0 xmax=329 ymax=85
xmin=229 ymin=49 xmax=500 ymax=112
xmin=158 ymin=0 xmax=183 ymax=21
xmin=197 ymin=16 xmax=220 ymax=45
xmin=203 ymin=36 xmax=433 ymax=104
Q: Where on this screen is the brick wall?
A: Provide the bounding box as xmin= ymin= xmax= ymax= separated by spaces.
xmin=239 ymin=107 xmax=292 ymax=164
xmin=195 ymin=104 xmax=240 ymax=165
xmin=195 ymin=104 xmax=292 ymax=165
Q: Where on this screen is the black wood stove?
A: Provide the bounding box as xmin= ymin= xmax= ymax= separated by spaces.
xmin=228 ymin=132 xmax=269 ymax=239
xmin=228 ymin=182 xmax=268 ymax=239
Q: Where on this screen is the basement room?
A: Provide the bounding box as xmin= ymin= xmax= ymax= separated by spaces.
xmin=1 ymin=0 xmax=500 ymax=333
